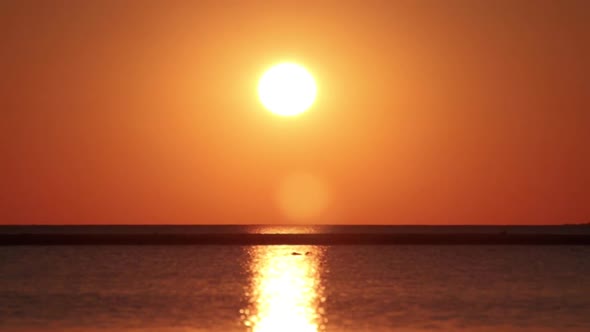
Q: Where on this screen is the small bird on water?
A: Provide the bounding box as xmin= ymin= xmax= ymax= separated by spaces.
xmin=291 ymin=251 xmax=312 ymax=256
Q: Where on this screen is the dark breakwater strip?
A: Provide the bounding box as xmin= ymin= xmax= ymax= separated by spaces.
xmin=1 ymin=233 xmax=590 ymax=245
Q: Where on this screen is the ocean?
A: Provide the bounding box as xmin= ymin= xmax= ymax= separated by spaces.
xmin=1 ymin=226 xmax=589 ymax=331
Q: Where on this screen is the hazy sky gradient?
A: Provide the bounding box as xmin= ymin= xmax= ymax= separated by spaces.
xmin=2 ymin=1 xmax=589 ymax=224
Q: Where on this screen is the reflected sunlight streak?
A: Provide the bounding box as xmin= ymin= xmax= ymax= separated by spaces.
xmin=243 ymin=246 xmax=326 ymax=332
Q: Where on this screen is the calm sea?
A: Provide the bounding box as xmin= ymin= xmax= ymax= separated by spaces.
xmin=1 ymin=226 xmax=590 ymax=332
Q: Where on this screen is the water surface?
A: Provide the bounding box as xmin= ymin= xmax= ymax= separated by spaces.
xmin=1 ymin=244 xmax=589 ymax=331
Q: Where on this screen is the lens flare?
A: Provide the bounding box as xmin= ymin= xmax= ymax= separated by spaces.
xmin=277 ymin=173 xmax=330 ymax=222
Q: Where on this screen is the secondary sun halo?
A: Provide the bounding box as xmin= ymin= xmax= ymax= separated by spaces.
xmin=258 ymin=62 xmax=317 ymax=116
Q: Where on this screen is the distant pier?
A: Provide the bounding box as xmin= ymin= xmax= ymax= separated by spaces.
xmin=1 ymin=233 xmax=590 ymax=245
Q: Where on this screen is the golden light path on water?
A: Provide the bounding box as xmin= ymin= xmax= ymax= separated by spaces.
xmin=243 ymin=246 xmax=326 ymax=332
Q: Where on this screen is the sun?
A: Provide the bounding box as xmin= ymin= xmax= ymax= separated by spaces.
xmin=258 ymin=62 xmax=317 ymax=116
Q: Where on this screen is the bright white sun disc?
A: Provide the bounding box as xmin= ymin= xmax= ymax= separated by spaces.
xmin=258 ymin=63 xmax=317 ymax=116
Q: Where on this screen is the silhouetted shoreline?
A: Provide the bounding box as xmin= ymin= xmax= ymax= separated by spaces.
xmin=2 ymin=233 xmax=590 ymax=245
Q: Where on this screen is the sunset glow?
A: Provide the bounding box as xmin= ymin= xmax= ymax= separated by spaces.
xmin=4 ymin=2 xmax=589 ymax=226
xmin=4 ymin=2 xmax=590 ymax=332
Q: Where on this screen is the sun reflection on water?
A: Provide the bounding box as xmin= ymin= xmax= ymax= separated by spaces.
xmin=243 ymin=246 xmax=326 ymax=332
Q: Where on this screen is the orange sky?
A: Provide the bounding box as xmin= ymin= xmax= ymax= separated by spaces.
xmin=2 ymin=1 xmax=589 ymax=225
